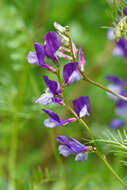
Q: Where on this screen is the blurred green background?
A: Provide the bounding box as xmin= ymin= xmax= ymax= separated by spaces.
xmin=0 ymin=0 xmax=127 ymax=189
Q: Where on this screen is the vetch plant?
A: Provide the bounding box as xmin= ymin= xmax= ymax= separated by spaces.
xmin=28 ymin=21 xmax=127 ymax=188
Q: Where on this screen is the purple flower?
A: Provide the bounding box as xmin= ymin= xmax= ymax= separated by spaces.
xmin=27 ymin=51 xmax=38 ymax=64
xmin=107 ymin=29 xmax=115 ymax=40
xmin=79 ymin=46 xmax=85 ymax=72
xmin=110 ymin=119 xmax=125 ymax=129
xmin=43 ymin=76 xmax=61 ymax=96
xmin=63 ymin=62 xmax=81 ymax=85
xmin=114 ymin=38 xmax=127 ymax=58
xmin=106 ymin=75 xmax=124 ymax=85
xmin=115 ymin=96 xmax=127 ymax=116
xmin=28 ymin=43 xmax=56 ymax=72
xmin=56 ymin=136 xmax=92 ymax=161
xmin=42 ymin=109 xmax=76 ymax=128
xmin=35 ymin=76 xmax=63 ymax=106
xmin=123 ymin=7 xmax=127 ymax=15
xmin=44 ymin=32 xmax=61 ymax=63
xmin=106 ymin=75 xmax=124 ymax=100
xmin=72 ymin=96 xmax=90 ymax=118
xmin=35 ymin=92 xmax=63 ymax=106
xmin=28 ymin=31 xmax=61 ymax=71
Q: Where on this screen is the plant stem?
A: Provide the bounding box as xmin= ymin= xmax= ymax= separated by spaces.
xmin=96 ymin=151 xmax=127 ymax=188
xmin=56 ymin=64 xmax=65 ymax=102
xmin=78 ymin=68 xmax=127 ymax=101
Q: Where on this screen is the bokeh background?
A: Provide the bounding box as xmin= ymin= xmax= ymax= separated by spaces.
xmin=0 ymin=0 xmax=127 ymax=189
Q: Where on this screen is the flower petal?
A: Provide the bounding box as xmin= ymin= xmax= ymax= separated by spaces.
xmin=75 ymin=152 xmax=88 ymax=162
xmin=106 ymin=75 xmax=124 ymax=86
xmin=34 ymin=43 xmax=56 ymax=72
xmin=56 ymin=136 xmax=69 ymax=145
xmin=58 ymin=145 xmax=72 ymax=157
xmin=110 ymin=119 xmax=125 ymax=129
xmin=34 ymin=43 xmax=45 ymax=66
xmin=43 ymin=76 xmax=61 ymax=96
xmin=73 ymin=96 xmax=90 ymax=118
xmin=27 ymin=51 xmax=38 ymax=64
xmin=114 ymin=38 xmax=127 ymax=58
xmin=72 ymin=41 xmax=77 ymax=59
xmin=106 ymin=84 xmax=123 ymax=100
xmin=107 ymin=29 xmax=114 ymax=40
xmin=44 ymin=31 xmax=61 ymax=62
xmin=123 ymin=7 xmax=127 ymax=15
xmin=42 ymin=109 xmax=60 ymax=122
xmin=35 ymin=93 xmax=53 ymax=105
xmin=115 ymin=99 xmax=127 ymax=116
xmin=69 ymin=137 xmax=86 ymax=153
xmin=51 ymin=97 xmax=64 ymax=105
xmin=60 ymin=118 xmax=76 ymax=126
xmin=63 ymin=62 xmax=81 ymax=85
xmin=69 ymin=137 xmax=92 ymax=154
xmin=113 ymin=46 xmax=124 ymax=57
xmin=44 ymin=118 xmax=59 ymax=128
xmin=79 ymin=46 xmax=85 ymax=71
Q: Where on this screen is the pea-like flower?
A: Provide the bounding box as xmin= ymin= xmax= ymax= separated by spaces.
xmin=42 ymin=109 xmax=76 ymax=128
xmin=56 ymin=136 xmax=92 ymax=162
xmin=44 ymin=32 xmax=61 ymax=63
xmin=35 ymin=76 xmax=63 ymax=106
xmin=106 ymin=75 xmax=127 ymax=129
xmin=106 ymin=75 xmax=124 ymax=100
xmin=110 ymin=119 xmax=125 ymax=129
xmin=115 ymin=94 xmax=127 ymax=117
xmin=63 ymin=62 xmax=81 ymax=85
xmin=27 ymin=31 xmax=61 ymax=72
xmin=113 ymin=38 xmax=127 ymax=58
xmin=73 ymin=96 xmax=90 ymax=118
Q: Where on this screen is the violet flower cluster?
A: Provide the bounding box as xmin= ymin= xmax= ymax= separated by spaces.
xmin=107 ymin=7 xmax=127 ymax=58
xmin=106 ymin=75 xmax=127 ymax=129
xmin=27 ymin=23 xmax=93 ymax=162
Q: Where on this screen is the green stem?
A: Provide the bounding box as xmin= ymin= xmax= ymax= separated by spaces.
xmin=78 ymin=68 xmax=127 ymax=101
xmin=56 ymin=64 xmax=65 ymax=102
xmin=96 ymin=151 xmax=127 ymax=188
